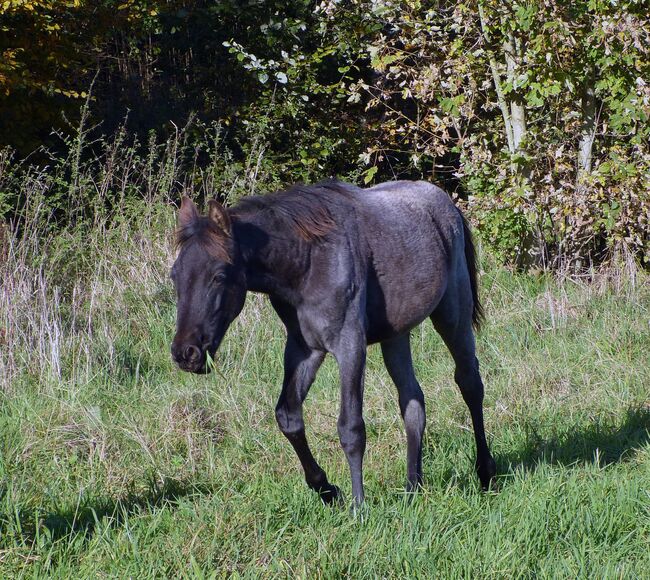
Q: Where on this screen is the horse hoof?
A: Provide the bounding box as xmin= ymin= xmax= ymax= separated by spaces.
xmin=318 ymin=483 xmax=342 ymax=505
xmin=405 ymin=477 xmax=424 ymax=494
xmin=477 ymin=456 xmax=497 ymax=491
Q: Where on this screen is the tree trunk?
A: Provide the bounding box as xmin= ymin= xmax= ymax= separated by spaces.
xmin=504 ymin=33 xmax=528 ymax=177
xmin=478 ymin=5 xmax=540 ymax=267
xmin=578 ymin=65 xmax=596 ymax=182
xmin=478 ymin=4 xmax=515 ymax=154
xmin=479 ymin=8 xmax=528 ymax=170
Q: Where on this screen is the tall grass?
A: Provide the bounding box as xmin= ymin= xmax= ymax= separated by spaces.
xmin=1 ymin=130 xmax=649 ymax=577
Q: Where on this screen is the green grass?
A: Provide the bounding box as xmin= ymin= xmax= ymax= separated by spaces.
xmin=1 ymin=211 xmax=649 ymax=578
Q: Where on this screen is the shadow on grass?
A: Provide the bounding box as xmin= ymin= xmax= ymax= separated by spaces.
xmin=5 ymin=408 xmax=648 ymax=545
xmin=431 ymin=406 xmax=650 ymax=493
xmin=14 ymin=477 xmax=215 ymax=544
xmin=496 ymin=405 xmax=650 ymax=474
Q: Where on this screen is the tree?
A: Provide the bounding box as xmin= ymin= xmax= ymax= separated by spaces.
xmin=0 ymin=0 xmax=92 ymax=152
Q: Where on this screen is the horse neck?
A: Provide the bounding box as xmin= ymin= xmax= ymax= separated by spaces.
xmin=233 ymin=215 xmax=308 ymax=302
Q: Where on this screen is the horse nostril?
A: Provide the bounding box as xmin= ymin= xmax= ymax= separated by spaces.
xmin=185 ymin=345 xmax=201 ymax=363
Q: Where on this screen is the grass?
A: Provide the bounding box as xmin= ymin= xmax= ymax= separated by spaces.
xmin=1 ymin=146 xmax=649 ymax=576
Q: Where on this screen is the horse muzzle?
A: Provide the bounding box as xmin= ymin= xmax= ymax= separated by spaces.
xmin=171 ymin=342 xmax=211 ymax=374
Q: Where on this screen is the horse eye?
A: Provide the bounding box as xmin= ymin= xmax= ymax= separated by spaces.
xmin=213 ymin=273 xmax=226 ymax=284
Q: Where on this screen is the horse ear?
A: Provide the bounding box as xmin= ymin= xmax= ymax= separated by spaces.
xmin=178 ymin=196 xmax=198 ymax=227
xmin=207 ymin=199 xmax=232 ymax=236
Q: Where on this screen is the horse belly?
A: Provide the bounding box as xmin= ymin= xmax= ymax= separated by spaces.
xmin=365 ymin=266 xmax=447 ymax=344
xmin=362 ymin=220 xmax=453 ymax=343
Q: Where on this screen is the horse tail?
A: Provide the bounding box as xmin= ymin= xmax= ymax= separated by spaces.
xmin=458 ymin=208 xmax=484 ymax=331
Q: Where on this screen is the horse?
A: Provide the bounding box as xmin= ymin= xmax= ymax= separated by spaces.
xmin=170 ymin=180 xmax=496 ymax=504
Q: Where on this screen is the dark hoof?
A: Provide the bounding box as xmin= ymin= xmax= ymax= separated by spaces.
xmin=405 ymin=476 xmax=424 ymax=494
xmin=317 ymin=483 xmax=342 ymax=505
xmin=477 ymin=456 xmax=497 ymax=491
xmin=403 ymin=480 xmax=424 ymax=501
xmin=349 ymin=498 xmax=367 ymax=518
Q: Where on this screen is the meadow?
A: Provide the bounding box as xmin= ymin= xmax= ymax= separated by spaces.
xmin=1 ymin=159 xmax=649 ymax=577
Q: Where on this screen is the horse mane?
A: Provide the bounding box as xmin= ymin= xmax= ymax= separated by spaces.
xmin=175 ymin=217 xmax=233 ymax=263
xmin=232 ymin=181 xmax=355 ymax=241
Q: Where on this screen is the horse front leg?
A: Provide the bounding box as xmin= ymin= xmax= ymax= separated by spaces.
xmin=275 ymin=335 xmax=340 ymax=504
xmin=334 ymin=338 xmax=367 ymax=505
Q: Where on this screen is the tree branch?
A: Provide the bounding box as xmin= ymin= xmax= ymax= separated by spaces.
xmin=478 ymin=3 xmax=515 ymax=154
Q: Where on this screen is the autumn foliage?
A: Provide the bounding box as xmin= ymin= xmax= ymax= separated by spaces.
xmin=1 ymin=0 xmax=648 ymax=268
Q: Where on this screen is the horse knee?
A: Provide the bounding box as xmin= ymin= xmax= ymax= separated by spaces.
xmin=275 ymin=404 xmax=303 ymax=439
xmin=401 ymin=396 xmax=425 ymax=436
xmin=337 ymin=417 xmax=366 ymax=455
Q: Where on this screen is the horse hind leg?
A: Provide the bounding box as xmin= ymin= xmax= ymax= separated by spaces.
xmin=430 ymin=280 xmax=496 ymax=490
xmin=381 ymin=334 xmax=426 ymax=492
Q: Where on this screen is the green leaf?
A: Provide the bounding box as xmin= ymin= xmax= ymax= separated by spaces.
xmin=363 ymin=166 xmax=378 ymax=184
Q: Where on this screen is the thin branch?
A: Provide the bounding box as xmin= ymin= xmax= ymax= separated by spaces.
xmin=478 ymin=3 xmax=515 ymax=154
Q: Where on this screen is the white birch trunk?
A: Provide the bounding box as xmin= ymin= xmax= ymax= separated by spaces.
xmin=578 ymin=66 xmax=596 ymax=182
xmin=504 ymin=33 xmax=527 ymax=159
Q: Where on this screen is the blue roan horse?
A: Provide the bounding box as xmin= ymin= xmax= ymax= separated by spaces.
xmin=170 ymin=180 xmax=496 ymax=504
